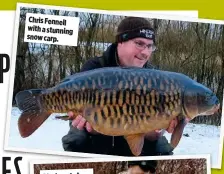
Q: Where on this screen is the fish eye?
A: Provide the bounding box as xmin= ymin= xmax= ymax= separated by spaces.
xmin=205 ymin=92 xmax=211 ymax=97
xmin=205 ymin=92 xmax=212 ymax=101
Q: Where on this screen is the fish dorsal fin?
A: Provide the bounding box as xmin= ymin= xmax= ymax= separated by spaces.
xmin=170 ymin=118 xmax=188 ymax=148
xmin=124 ymin=134 xmax=145 ymax=156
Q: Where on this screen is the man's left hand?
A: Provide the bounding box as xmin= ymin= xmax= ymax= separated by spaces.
xmin=145 ymin=117 xmax=190 ymax=141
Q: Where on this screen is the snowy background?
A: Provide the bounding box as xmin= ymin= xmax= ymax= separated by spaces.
xmin=7 ymin=107 xmax=222 ymax=168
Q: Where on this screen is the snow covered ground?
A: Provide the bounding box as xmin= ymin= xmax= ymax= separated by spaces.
xmin=6 ymin=107 xmax=223 ymax=168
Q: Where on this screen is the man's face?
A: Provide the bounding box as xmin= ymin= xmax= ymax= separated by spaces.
xmin=117 ymin=37 xmax=155 ymax=68
xmin=127 ymin=165 xmax=150 ymax=174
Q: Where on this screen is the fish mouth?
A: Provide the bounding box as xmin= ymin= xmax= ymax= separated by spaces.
xmin=201 ymin=103 xmax=220 ymax=115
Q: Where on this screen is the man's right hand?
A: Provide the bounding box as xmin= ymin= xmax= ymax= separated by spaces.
xmin=68 ymin=111 xmax=98 ymax=134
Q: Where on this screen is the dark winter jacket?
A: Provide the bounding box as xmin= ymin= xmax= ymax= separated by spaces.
xmin=61 ymin=43 xmax=174 ymax=156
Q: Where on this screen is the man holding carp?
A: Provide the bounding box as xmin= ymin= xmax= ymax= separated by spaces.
xmin=62 ymin=16 xmax=180 ymax=156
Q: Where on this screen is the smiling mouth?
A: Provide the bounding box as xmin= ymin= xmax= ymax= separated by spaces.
xmin=135 ymin=56 xmax=145 ymax=60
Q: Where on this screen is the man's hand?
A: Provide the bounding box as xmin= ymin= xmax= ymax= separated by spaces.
xmin=166 ymin=117 xmax=178 ymax=133
xmin=145 ymin=117 xmax=191 ymax=141
xmin=145 ymin=118 xmax=178 ymax=141
xmin=68 ymin=111 xmax=98 ymax=134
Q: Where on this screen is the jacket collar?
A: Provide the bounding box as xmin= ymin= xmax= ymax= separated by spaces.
xmin=102 ymin=43 xmax=119 ymax=67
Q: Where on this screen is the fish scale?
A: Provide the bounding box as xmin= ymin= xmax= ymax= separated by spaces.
xmin=43 ymin=75 xmax=182 ymax=123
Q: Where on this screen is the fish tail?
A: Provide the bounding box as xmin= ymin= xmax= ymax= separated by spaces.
xmin=15 ymin=89 xmax=52 ymax=138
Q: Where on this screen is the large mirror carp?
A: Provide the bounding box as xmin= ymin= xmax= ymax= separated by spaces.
xmin=15 ymin=67 xmax=220 ymax=156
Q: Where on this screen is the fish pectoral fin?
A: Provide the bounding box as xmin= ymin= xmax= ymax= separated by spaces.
xmin=170 ymin=118 xmax=188 ymax=148
xmin=54 ymin=115 xmax=70 ymax=121
xmin=124 ymin=134 xmax=145 ymax=156
xmin=54 ymin=110 xmax=80 ymax=121
xmin=18 ymin=111 xmax=51 ymax=138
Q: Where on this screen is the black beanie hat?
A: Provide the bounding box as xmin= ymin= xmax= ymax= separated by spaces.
xmin=115 ymin=17 xmax=155 ymax=43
